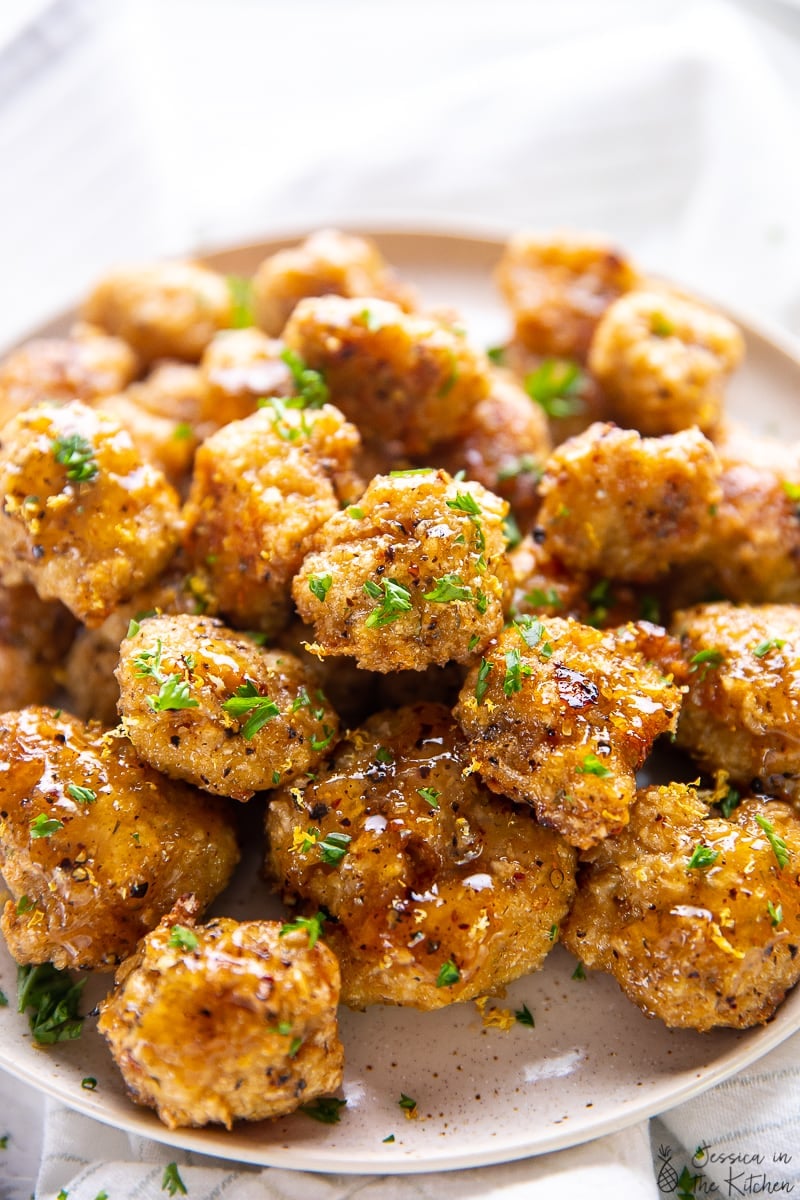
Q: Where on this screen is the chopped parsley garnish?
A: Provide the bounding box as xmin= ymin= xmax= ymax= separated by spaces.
xmin=52 ymin=433 xmax=98 ymax=483
xmin=475 ymin=588 xmax=489 ymax=614
xmin=755 ymin=813 xmax=790 ymax=869
xmin=383 ymin=1133 xmax=396 ymax=1143
xmin=161 ymin=1161 xmax=188 ymax=1196
xmin=289 ymin=1036 xmax=303 ymax=1058
xmin=516 ymin=615 xmax=544 ymax=649
xmin=754 ymin=638 xmax=786 ymax=658
xmin=309 ymin=574 xmax=332 ymax=602
xmin=168 ymin=925 xmax=199 ymax=953
xmin=311 ymin=725 xmax=336 ymax=752
xmin=503 ymin=512 xmax=522 ymax=550
xmin=571 ymin=961 xmax=587 ymax=981
xmin=375 ymin=746 xmax=394 ymax=764
xmin=468 ymin=634 xmax=480 ymax=652
xmin=30 ymin=814 xmax=64 ymax=838
xmin=81 ymin=1076 xmax=97 ymax=1090
xmin=475 ymin=657 xmax=493 ymax=703
xmin=650 ymin=311 xmax=675 ymax=337
xmin=389 ymin=467 xmax=434 ymax=477
xmin=417 ymin=787 xmax=441 ymax=809
xmin=689 ymin=648 xmax=724 ymax=678
xmin=280 ymin=347 xmax=328 ymax=408
xmin=347 ymin=505 xmax=365 ymax=519
xmin=279 ymin=912 xmax=326 ymax=948
xmin=548 ymin=923 xmax=559 ymax=942
xmin=503 ymin=647 xmax=530 ymax=696
xmin=126 ymin=618 xmax=141 ymax=638
xmin=300 ymin=1096 xmax=347 ymax=1124
xmin=496 ymin=454 xmax=541 ymax=484
xmin=446 ymin=490 xmax=485 ymax=551
xmin=487 ymin=345 xmax=505 ymax=364
xmin=398 ymin=1093 xmax=417 ymax=1112
xmin=133 ymin=639 xmax=198 ymax=713
xmin=423 ymin=573 xmax=473 ymax=604
xmin=318 ymin=831 xmax=351 ymax=866
xmin=686 ymin=844 xmax=720 ymax=871
xmin=525 ymin=359 xmax=585 ymax=418
xmin=767 ymin=900 xmax=783 ymax=927
xmin=0 ymin=990 xmax=6 ymax=1007
xmin=227 ymin=274 xmax=255 ymax=328
xmin=17 ymin=963 xmax=85 ymax=1044
xmin=525 ymin=587 xmax=562 ymax=610
xmin=67 ymin=784 xmax=96 ymax=805
xmin=639 ymin=595 xmax=661 ymax=624
xmin=222 ymin=679 xmax=280 ymax=738
xmin=0 ymin=1135 xmax=7 ymax=1149
xmin=586 ymin=578 xmax=614 ymax=627
xmin=363 ymin=578 xmax=413 ymax=628
xmin=172 ymin=421 xmax=193 ymax=441
xmin=540 ymin=641 xmax=554 ymax=658
xmin=435 ymin=959 xmax=460 ymax=987
xmin=515 ymin=1003 xmax=535 ymax=1027
xmin=16 ymin=895 xmax=35 ymax=914
xmin=720 ymin=787 xmax=741 ymax=819
xmin=577 ymin=753 xmax=611 ymax=778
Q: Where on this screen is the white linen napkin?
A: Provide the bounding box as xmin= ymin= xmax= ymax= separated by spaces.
xmin=1 ymin=0 xmax=800 ymax=1196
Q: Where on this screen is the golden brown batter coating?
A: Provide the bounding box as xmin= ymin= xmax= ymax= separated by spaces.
xmin=0 ymin=585 xmax=75 ymax=710
xmin=563 ymin=784 xmax=800 ymax=1030
xmin=0 ymin=708 xmax=238 ymax=971
xmin=426 ymin=367 xmax=551 ymax=534
xmin=253 ymin=228 xmax=415 ymax=336
xmin=0 ymin=328 xmax=139 ymax=427
xmin=588 ymin=290 xmax=744 ymax=435
xmin=64 ymin=568 xmax=200 ymax=725
xmin=0 ymin=401 xmax=181 ymax=626
xmin=98 ymin=898 xmax=343 ymax=1129
xmin=82 ymin=262 xmax=233 ymax=364
xmin=536 ymin=424 xmax=722 ymax=582
xmin=283 ymin=296 xmax=490 ymax=456
xmin=293 ymin=469 xmax=510 ymax=672
xmin=673 ymin=602 xmax=800 ymax=801
xmin=182 ymin=402 xmax=362 ymax=635
xmin=454 ymin=618 xmax=683 ymax=850
xmin=496 ymin=231 xmax=639 ymax=362
xmin=199 ymin=328 xmax=294 ymax=428
xmin=116 ymin=614 xmax=340 ymax=801
xmin=265 ymin=703 xmax=576 ymax=1009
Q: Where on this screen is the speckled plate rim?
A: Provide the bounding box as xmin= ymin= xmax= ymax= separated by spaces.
xmin=1 ymin=222 xmax=800 ymax=1175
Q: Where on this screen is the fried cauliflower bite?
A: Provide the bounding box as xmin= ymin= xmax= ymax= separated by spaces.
xmin=82 ymin=262 xmax=233 ymax=364
xmin=672 ymin=602 xmax=800 ymax=802
xmin=0 ymin=585 xmax=75 ymax=709
xmin=454 ymin=618 xmax=683 ymax=850
xmin=253 ymin=228 xmax=416 ymax=337
xmin=98 ymin=897 xmax=343 ymax=1129
xmin=426 ymin=368 xmax=551 ymax=534
xmin=536 ymin=424 xmax=722 ymax=583
xmin=265 ymin=703 xmax=576 ymax=1010
xmin=496 ymin=231 xmax=639 ymax=362
xmin=198 ymin=328 xmax=294 ymax=428
xmin=293 ymin=470 xmax=510 ymax=673
xmin=64 ymin=569 xmax=200 ymax=725
xmin=116 ymin=614 xmax=340 ymax=801
xmin=0 ymin=401 xmax=181 ymax=626
xmin=0 ymin=707 xmax=239 ymax=971
xmin=283 ymin=296 xmax=490 ymax=457
xmin=0 ymin=328 xmax=139 ymax=427
xmin=588 ymin=290 xmax=744 ymax=435
xmin=563 ymin=784 xmax=800 ymax=1030
xmin=182 ymin=402 xmax=362 ymax=635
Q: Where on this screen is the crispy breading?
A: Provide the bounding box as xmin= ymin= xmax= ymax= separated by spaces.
xmin=199 ymin=328 xmax=294 ymax=427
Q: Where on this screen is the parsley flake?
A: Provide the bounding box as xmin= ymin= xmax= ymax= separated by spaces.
xmin=17 ymin=963 xmax=85 ymax=1044
xmin=398 ymin=1093 xmax=417 ymax=1112
xmin=52 ymin=433 xmax=98 ymax=483
xmin=686 ymin=844 xmax=720 ymax=871
xmin=222 ymin=680 xmax=280 ymax=738
xmin=475 ymin=657 xmax=493 ymax=703
xmin=525 ymin=587 xmax=562 ymax=610
xmin=318 ymin=831 xmax=351 ymax=866
xmin=363 ymin=578 xmax=413 ymax=628
xmin=571 ymin=961 xmax=587 ymax=981
xmin=279 ymin=912 xmax=326 ymax=948
xmin=767 ymin=899 xmax=783 ymax=927
xmin=150 ymin=674 xmax=199 ymax=713
xmin=389 ymin=467 xmax=435 ymax=477
xmin=436 ymin=959 xmax=460 ymax=987
xmin=67 ymin=784 xmax=96 ymax=805
xmin=375 ymin=746 xmax=393 ymax=764
xmin=383 ymin=1133 xmax=396 ymax=1143
xmin=309 ymin=574 xmax=332 ymax=603
xmin=280 ymin=347 xmax=328 ymax=408
xmin=0 ymin=990 xmax=6 ymax=1007
xmin=548 ymin=923 xmax=559 ymax=942
xmin=30 ymin=814 xmax=64 ymax=838
xmin=81 ymin=1076 xmax=97 ymax=1090
xmin=423 ymin=573 xmax=473 ymax=604
xmin=126 ymin=617 xmax=141 ymax=638
xmin=503 ymin=647 xmax=529 ymax=696
xmin=227 ymin=274 xmax=255 ymax=328
xmin=754 ymin=638 xmax=786 ymax=658
xmin=720 ymin=787 xmax=741 ymax=819
xmin=755 ymin=813 xmax=790 ymax=869
xmin=525 ymin=359 xmax=585 ymax=418
xmin=417 ymin=787 xmax=441 ymax=809
xmin=168 ymin=925 xmax=199 ymax=953
xmin=487 ymin=346 xmax=505 ymax=364
xmin=689 ymin=648 xmax=724 ymax=679
xmin=446 ymin=490 xmax=485 ymax=551
xmin=577 ymin=753 xmax=611 ymax=778
xmin=515 ymin=1003 xmax=535 ymax=1027
xmin=161 ymin=1161 xmax=188 ymax=1196
xmin=300 ymin=1097 xmax=347 ymax=1124
xmin=650 ymin=312 xmax=675 ymax=337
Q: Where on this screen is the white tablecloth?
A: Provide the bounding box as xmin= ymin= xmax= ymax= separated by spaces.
xmin=3 ymin=1 xmax=800 ymax=1195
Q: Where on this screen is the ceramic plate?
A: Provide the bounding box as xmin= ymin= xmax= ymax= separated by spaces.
xmin=1 ymin=226 xmax=799 ymax=1175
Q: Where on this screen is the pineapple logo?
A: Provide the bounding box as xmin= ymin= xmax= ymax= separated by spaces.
xmin=657 ymin=1145 xmax=679 ymax=1193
